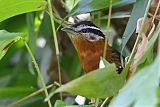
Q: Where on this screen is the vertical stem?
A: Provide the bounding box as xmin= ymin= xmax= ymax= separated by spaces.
xmin=24 ymin=41 xmax=52 ymax=107
xmin=56 ymin=55 xmax=62 ymax=99
xmin=47 ymin=0 xmax=62 ymax=100
xmin=103 ymin=0 xmax=112 ymax=58
xmin=100 ymin=1 xmax=112 ymax=106
xmin=127 ymin=0 xmax=152 ymax=64
xmin=95 ymin=98 xmax=99 ymax=107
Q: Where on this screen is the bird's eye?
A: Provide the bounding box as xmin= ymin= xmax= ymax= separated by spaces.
xmin=81 ymin=29 xmax=88 ymax=33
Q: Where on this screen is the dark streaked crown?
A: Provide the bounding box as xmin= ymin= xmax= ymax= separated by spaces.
xmin=71 ymin=21 xmax=105 ymax=39
xmin=72 ymin=21 xmax=97 ymax=28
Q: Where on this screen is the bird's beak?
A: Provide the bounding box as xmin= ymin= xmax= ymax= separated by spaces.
xmin=61 ymin=27 xmax=76 ymax=34
xmin=62 ymin=27 xmax=80 ymax=39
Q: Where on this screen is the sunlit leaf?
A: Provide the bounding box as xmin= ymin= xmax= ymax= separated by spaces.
xmin=0 ymin=0 xmax=46 ymax=22
xmin=0 ymin=30 xmax=25 ymax=60
xmin=109 ymin=54 xmax=160 ymax=107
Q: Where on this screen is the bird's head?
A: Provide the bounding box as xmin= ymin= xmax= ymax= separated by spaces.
xmin=62 ymin=21 xmax=105 ymax=41
xmin=62 ymin=21 xmax=107 ymax=72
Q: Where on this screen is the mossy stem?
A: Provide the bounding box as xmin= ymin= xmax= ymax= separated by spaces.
xmin=24 ymin=41 xmax=52 ymax=107
xmin=47 ymin=0 xmax=62 ymax=100
xmin=95 ymin=98 xmax=99 ymax=107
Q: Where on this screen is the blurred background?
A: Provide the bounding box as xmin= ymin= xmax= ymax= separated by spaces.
xmin=1 ymin=0 xmax=158 ymax=106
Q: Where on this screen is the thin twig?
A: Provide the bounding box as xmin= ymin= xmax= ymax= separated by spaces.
xmin=148 ymin=0 xmax=160 ymax=40
xmin=24 ymin=41 xmax=52 ymax=107
xmin=54 ymin=81 xmax=61 ymax=87
xmin=148 ymin=13 xmax=160 ymax=20
xmin=45 ymin=11 xmax=68 ymax=28
xmin=100 ymin=98 xmax=108 ymax=107
xmin=151 ymin=0 xmax=160 ymax=24
xmin=47 ymin=0 xmax=62 ymax=100
xmin=7 ymin=84 xmax=54 ymax=107
xmin=101 ymin=0 xmax=112 ymax=106
xmin=56 ymin=15 xmax=68 ymax=32
xmin=103 ymin=0 xmax=112 ymax=58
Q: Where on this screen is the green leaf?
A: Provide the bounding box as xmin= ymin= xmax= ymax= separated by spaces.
xmin=0 ymin=87 xmax=36 ymax=99
xmin=0 ymin=30 xmax=25 ymax=60
xmin=54 ymin=100 xmax=94 ymax=107
xmin=69 ymin=0 xmax=123 ymax=15
xmin=121 ymin=0 xmax=149 ymax=52
xmin=61 ymin=50 xmax=82 ymax=80
xmin=109 ymin=54 xmax=160 ymax=107
xmin=54 ymin=100 xmax=65 ymax=107
xmin=101 ymin=11 xmax=130 ymax=19
xmin=46 ymin=63 xmax=125 ymax=100
xmin=0 ymin=0 xmax=46 ymax=22
xmin=113 ymin=0 xmax=135 ymax=8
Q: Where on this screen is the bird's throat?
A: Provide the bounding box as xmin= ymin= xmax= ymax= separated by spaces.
xmin=71 ymin=37 xmax=112 ymax=73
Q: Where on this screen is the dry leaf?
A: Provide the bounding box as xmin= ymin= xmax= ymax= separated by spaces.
xmin=128 ymin=17 xmax=151 ymax=77
xmin=130 ymin=33 xmax=148 ymax=72
xmin=136 ymin=17 xmax=152 ymax=35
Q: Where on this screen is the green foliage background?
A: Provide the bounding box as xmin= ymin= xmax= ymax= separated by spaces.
xmin=0 ymin=0 xmax=159 ymax=107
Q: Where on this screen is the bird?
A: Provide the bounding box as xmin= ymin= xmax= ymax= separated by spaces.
xmin=62 ymin=21 xmax=122 ymax=73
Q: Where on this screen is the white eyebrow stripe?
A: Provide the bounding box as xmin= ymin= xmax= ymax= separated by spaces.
xmin=75 ymin=25 xmax=101 ymax=31
xmin=82 ymin=32 xmax=104 ymax=41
